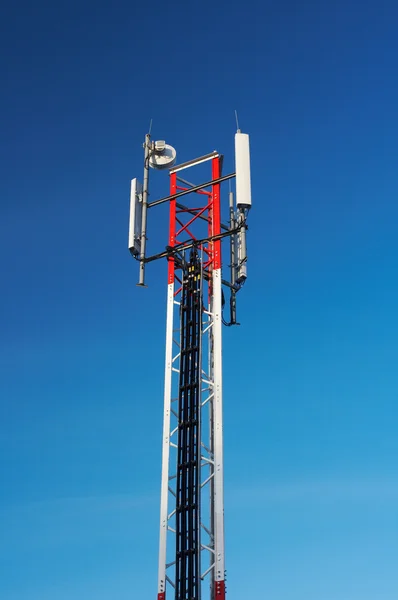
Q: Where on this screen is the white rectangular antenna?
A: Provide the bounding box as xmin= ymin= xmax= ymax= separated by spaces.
xmin=235 ymin=132 xmax=252 ymax=208
xmin=129 ymin=178 xmax=143 ymax=256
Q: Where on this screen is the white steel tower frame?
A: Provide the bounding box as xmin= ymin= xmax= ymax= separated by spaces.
xmin=157 ymin=155 xmax=225 ymax=600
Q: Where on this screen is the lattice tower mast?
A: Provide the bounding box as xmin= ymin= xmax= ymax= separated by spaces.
xmin=128 ymin=130 xmax=252 ymax=600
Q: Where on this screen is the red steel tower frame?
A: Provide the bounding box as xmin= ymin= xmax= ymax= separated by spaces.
xmin=158 ymin=154 xmax=225 ymax=600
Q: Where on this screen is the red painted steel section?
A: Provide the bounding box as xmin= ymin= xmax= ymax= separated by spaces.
xmin=176 ymin=185 xmax=211 ymax=197
xmin=176 ymin=204 xmax=208 ymax=236
xmin=211 ymin=157 xmax=222 ymax=270
xmin=168 ymin=159 xmax=223 ymax=286
xmin=175 ymin=218 xmax=197 ymax=242
xmin=157 ymin=593 xmax=165 ymax=600
xmin=214 ymin=579 xmax=226 ymax=599
xmin=168 ymin=172 xmax=177 ymax=285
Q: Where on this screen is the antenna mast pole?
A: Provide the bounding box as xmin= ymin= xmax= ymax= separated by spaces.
xmin=138 ymin=133 xmax=151 ymax=286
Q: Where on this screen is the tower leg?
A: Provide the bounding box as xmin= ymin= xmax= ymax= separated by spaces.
xmin=211 ymin=157 xmax=225 ymax=599
xmin=211 ymin=266 xmax=225 ymax=600
xmin=158 ymin=281 xmax=174 ymax=600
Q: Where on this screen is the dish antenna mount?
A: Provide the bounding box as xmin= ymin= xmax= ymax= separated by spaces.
xmin=149 ymin=140 xmax=177 ymax=170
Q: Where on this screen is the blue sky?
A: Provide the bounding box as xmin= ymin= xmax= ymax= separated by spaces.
xmin=1 ymin=0 xmax=398 ymax=598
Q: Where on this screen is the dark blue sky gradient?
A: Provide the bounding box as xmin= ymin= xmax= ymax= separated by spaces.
xmin=1 ymin=1 xmax=398 ymax=598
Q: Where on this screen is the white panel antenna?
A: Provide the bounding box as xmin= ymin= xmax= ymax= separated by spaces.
xmin=235 ymin=132 xmax=252 ymax=208
xmin=128 ymin=178 xmax=143 ymax=256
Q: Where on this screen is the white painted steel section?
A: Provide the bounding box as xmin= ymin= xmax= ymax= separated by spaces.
xmin=197 ymin=297 xmax=216 ymax=592
xmin=158 ymin=281 xmax=174 ymax=596
xmin=212 ymin=266 xmax=225 ymax=582
xmin=128 ymin=178 xmax=143 ymax=256
xmin=157 ymin=263 xmax=224 ymax=597
xmin=235 ymin=132 xmax=252 ymax=208
xmin=169 ymin=152 xmax=220 ymax=174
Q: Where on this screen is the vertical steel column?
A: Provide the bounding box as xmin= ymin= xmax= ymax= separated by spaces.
xmin=139 ymin=133 xmax=151 ymax=286
xmin=229 ymin=192 xmax=237 ymax=325
xmin=211 ymin=158 xmax=225 ymax=600
xmin=158 ymin=173 xmax=177 ymax=600
xmin=207 ymin=175 xmax=215 ymax=600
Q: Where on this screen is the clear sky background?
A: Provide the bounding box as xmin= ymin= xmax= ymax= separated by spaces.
xmin=1 ymin=0 xmax=398 ymax=598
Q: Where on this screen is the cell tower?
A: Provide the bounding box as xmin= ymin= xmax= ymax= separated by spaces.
xmin=128 ymin=128 xmax=252 ymax=600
